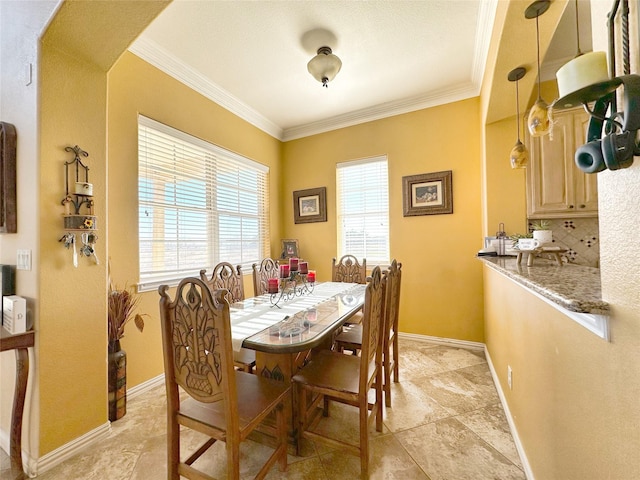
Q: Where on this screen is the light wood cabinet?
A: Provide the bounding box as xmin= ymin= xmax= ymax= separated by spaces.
xmin=526 ymin=108 xmax=598 ymax=218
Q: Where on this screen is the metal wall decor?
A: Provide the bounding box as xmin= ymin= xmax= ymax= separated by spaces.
xmin=59 ymin=145 xmax=99 ymax=266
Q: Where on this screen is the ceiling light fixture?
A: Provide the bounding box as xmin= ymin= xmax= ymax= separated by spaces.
xmin=525 ymin=0 xmax=551 ymax=137
xmin=307 ymin=46 xmax=342 ymax=88
xmin=509 ymin=67 xmax=528 ymax=169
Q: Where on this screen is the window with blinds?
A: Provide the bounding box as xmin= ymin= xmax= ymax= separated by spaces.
xmin=137 ymin=116 xmax=269 ymax=291
xmin=336 ymin=156 xmax=390 ymax=265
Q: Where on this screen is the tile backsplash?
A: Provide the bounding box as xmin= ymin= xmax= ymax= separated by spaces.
xmin=528 ymin=218 xmax=600 ymax=267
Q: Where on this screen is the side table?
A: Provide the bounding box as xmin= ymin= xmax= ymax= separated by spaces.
xmin=0 ymin=329 xmax=34 ymax=480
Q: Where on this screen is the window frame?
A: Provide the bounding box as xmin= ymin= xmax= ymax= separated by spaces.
xmin=336 ymin=155 xmax=390 ymax=266
xmin=137 ymin=115 xmax=269 ymax=292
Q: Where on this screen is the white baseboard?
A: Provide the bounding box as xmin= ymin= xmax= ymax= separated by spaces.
xmin=398 ymin=331 xmax=485 ymax=350
xmin=32 ymin=422 xmax=111 ymax=477
xmin=484 ymin=346 xmax=534 ymax=480
xmin=126 ymin=373 xmax=165 ymax=400
xmin=20 ymin=374 xmax=164 ymax=477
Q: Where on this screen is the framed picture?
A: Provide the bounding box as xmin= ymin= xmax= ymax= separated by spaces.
xmin=281 ymin=239 xmax=299 ymax=259
xmin=293 ymin=187 xmax=327 ymax=224
xmin=402 ymin=170 xmax=453 ymax=216
xmin=0 ymin=122 xmax=17 ymax=233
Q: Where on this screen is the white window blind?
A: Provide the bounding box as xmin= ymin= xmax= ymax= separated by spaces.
xmin=138 ymin=116 xmax=269 ymax=291
xmin=336 ymin=156 xmax=389 ymax=265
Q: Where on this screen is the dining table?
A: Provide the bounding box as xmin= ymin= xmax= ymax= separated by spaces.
xmin=227 ymin=281 xmax=366 ymax=439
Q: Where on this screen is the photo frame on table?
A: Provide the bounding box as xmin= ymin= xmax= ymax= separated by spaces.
xmin=293 ymin=187 xmax=327 ymax=224
xmin=281 ymin=239 xmax=300 ymax=259
xmin=402 ymin=170 xmax=453 ymax=217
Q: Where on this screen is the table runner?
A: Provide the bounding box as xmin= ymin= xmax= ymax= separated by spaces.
xmin=229 ymin=282 xmax=359 ymax=352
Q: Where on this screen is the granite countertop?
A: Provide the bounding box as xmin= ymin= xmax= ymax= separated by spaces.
xmin=478 ymin=256 xmax=609 ymax=315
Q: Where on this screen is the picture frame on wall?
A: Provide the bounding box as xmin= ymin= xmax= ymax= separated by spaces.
xmin=281 ymin=239 xmax=299 ymax=259
xmin=402 ymin=170 xmax=453 ymax=216
xmin=0 ymin=122 xmax=18 ymax=233
xmin=293 ymin=187 xmax=327 ymax=224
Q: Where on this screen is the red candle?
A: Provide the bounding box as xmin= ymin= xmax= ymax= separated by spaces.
xmin=280 ymin=264 xmax=290 ymax=278
xmin=307 ymin=270 xmax=316 ymax=283
xmin=268 ymin=278 xmax=279 ymax=294
xmin=289 ymin=257 xmax=299 ymax=271
xmin=299 ymin=261 xmax=308 ymax=274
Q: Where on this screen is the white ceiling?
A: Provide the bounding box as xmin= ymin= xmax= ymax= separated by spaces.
xmin=129 ymin=0 xmax=591 ymax=141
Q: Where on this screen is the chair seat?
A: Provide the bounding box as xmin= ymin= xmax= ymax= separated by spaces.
xmin=344 ymin=310 xmax=363 ymax=325
xmin=234 ymin=347 xmax=256 ymax=370
xmin=293 ymin=350 xmax=374 ymax=395
xmin=335 ymin=324 xmax=362 ymax=345
xmin=179 ymin=371 xmax=289 ymax=432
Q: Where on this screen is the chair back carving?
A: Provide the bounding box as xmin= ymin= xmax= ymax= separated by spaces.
xmin=252 ymin=258 xmax=279 ymax=296
xmin=332 ymin=255 xmax=367 ymax=284
xmin=158 ymin=278 xmax=235 ymax=405
xmin=359 ymin=266 xmax=386 ymax=387
xmin=200 ymin=262 xmax=244 ymax=303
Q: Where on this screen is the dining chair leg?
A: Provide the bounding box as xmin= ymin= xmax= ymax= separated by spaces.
xmin=393 ymin=337 xmax=400 ymax=383
xmin=277 ymin=403 xmax=287 ymax=472
xmin=167 ymin=414 xmax=180 ymax=480
xmin=375 ymin=371 xmax=383 ymax=432
xmin=296 ymin=384 xmax=306 ymax=456
xmin=383 ymin=352 xmax=392 ymax=408
xmin=359 ymin=398 xmax=369 ymax=480
xmin=228 ymin=441 xmax=241 ymax=480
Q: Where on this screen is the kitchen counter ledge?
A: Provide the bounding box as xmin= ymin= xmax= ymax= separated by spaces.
xmin=478 ymin=256 xmax=609 ymax=315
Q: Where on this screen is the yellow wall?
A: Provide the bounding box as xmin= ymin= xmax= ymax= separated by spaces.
xmin=107 ymin=52 xmax=283 ymax=388
xmin=282 ymin=99 xmax=485 ymax=342
xmin=38 ymin=44 xmax=109 ymax=455
xmin=484 ymin=267 xmax=640 ymax=478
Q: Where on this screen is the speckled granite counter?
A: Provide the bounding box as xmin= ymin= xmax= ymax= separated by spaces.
xmin=478 ymin=256 xmax=609 ymax=315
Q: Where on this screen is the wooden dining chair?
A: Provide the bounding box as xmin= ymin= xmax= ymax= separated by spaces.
xmin=332 ymin=255 xmax=367 ymax=325
xmin=200 ymin=262 xmax=245 ymax=303
xmin=332 ymin=255 xmax=367 ymax=284
xmin=252 ymin=258 xmax=279 ymax=296
xmin=293 ymin=266 xmax=386 ymax=479
xmin=200 ymin=262 xmax=255 ymax=373
xmin=334 ymin=260 xmax=402 ymax=407
xmin=158 ymin=278 xmax=289 ymax=480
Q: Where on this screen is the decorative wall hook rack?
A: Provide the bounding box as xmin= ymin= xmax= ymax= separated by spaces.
xmin=59 ymin=145 xmax=99 ymax=266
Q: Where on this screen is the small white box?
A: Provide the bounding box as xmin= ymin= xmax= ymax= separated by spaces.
xmin=3 ymin=295 xmax=26 ymax=334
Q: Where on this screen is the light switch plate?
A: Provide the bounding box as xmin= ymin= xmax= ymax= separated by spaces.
xmin=17 ymin=250 xmax=32 ymax=270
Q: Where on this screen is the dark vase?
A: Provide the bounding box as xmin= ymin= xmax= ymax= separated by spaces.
xmin=108 ymin=339 xmax=127 ymax=421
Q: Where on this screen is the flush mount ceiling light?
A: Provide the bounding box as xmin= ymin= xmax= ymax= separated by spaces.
xmin=525 ymin=0 xmax=551 ymax=137
xmin=508 ymin=67 xmax=528 ymax=169
xmin=307 ymin=46 xmax=342 ymax=88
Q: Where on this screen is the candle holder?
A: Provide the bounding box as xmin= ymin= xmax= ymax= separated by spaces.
xmin=270 ymin=270 xmax=315 ymax=308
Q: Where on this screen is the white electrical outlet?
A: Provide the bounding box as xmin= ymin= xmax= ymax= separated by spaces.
xmin=17 ymin=250 xmax=32 ymax=270
xmin=507 ymin=365 xmax=513 ymax=390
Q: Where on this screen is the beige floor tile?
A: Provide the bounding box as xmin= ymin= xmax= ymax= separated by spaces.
xmin=382 ymin=380 xmax=451 ymax=433
xmin=415 ymin=345 xmax=487 ymax=371
xmin=417 ymin=369 xmax=499 ymax=416
xmin=455 ymin=403 xmax=523 ymax=469
xmin=5 ymin=339 xmax=525 ymax=480
xmin=396 ymin=417 xmax=525 ymax=480
xmin=320 ymin=434 xmax=431 ymax=480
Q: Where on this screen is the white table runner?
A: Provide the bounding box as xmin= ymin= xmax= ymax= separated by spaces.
xmin=230 ymin=282 xmax=359 ymax=352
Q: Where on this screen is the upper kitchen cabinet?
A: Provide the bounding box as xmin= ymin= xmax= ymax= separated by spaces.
xmin=526 ymin=108 xmax=598 ymax=219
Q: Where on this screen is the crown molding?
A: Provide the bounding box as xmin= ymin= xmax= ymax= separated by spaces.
xmin=281 ymin=84 xmax=478 ymax=141
xmin=129 ymin=3 xmax=496 ymax=143
xmin=128 ymin=38 xmax=284 ymax=140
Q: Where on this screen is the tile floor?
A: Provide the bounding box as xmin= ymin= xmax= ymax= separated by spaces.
xmin=1 ymin=338 xmax=525 ymax=479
